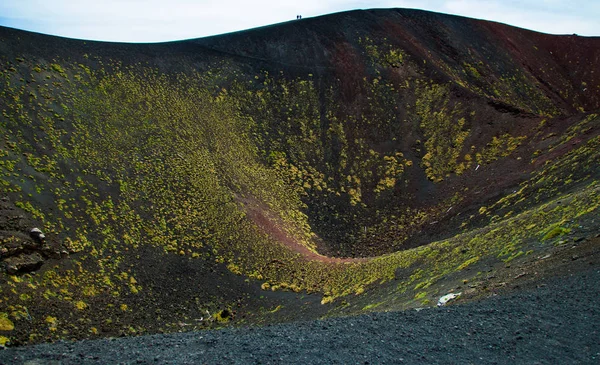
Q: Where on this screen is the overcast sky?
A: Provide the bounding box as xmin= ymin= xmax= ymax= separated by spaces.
xmin=0 ymin=0 xmax=598 ymax=43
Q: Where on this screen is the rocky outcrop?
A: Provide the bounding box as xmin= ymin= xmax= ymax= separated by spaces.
xmin=3 ymin=252 xmax=44 ymax=275
xmin=0 ymin=197 xmax=63 ymax=275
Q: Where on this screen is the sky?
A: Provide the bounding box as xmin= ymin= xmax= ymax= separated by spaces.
xmin=0 ymin=0 xmax=598 ymax=43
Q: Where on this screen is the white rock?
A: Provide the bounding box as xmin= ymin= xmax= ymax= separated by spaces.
xmin=437 ymin=292 xmax=461 ymax=307
xmin=30 ymin=228 xmax=45 ymax=240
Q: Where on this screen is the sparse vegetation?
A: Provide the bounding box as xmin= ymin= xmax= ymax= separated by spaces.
xmin=416 ymin=83 xmax=470 ymax=182
xmin=0 ymin=10 xmax=598 ymax=347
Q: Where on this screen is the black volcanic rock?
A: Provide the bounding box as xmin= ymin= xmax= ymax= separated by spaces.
xmin=1 ymin=265 xmax=599 ymax=364
xmin=3 ymin=252 xmax=44 ymax=274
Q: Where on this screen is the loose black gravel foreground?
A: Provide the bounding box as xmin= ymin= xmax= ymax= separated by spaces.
xmin=2 ymin=267 xmax=600 ymax=365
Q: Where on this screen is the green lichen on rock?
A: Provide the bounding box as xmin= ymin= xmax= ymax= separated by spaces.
xmin=475 ymin=134 xmax=527 ymax=165
xmin=0 ymin=313 xmax=14 ymax=331
xmin=541 ymin=225 xmax=571 ymax=241
xmin=416 ymin=83 xmax=470 ymax=182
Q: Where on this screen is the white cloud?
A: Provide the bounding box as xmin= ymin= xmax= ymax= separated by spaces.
xmin=0 ymin=0 xmax=598 ymax=42
xmin=441 ymin=0 xmax=598 ymax=35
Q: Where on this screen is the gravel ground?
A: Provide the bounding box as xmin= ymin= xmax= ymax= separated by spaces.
xmin=2 ymin=267 xmax=599 ymax=365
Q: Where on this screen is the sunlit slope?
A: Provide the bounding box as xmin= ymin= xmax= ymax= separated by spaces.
xmin=0 ymin=8 xmax=599 ymax=345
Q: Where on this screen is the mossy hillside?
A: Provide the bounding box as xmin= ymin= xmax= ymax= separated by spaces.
xmin=226 ymin=36 xmax=546 ymax=257
xmin=470 ymin=115 xmax=600 ymax=228
xmin=231 ymin=70 xmax=420 ymax=256
xmin=0 ymin=29 xmax=599 ymax=346
xmin=0 ymin=57 xmax=317 ymax=344
xmin=350 ymin=28 xmax=563 ymax=118
xmin=4 ymin=55 xmax=596 ymax=268
xmin=332 ymin=181 xmax=600 ymax=313
xmin=415 ymin=82 xmax=470 ymax=182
